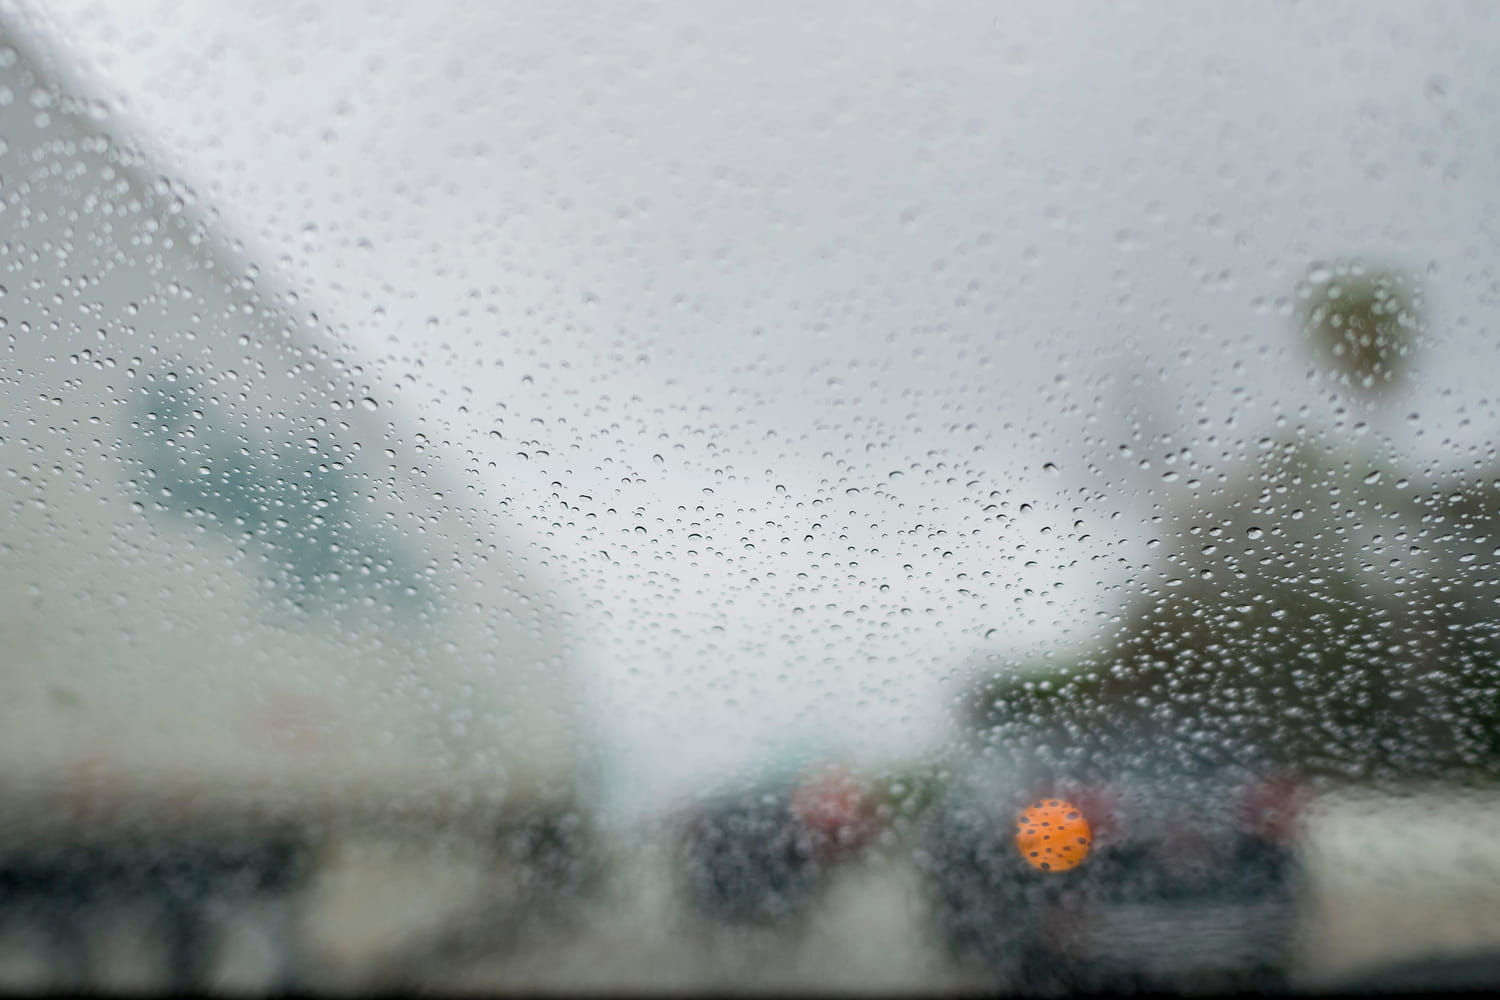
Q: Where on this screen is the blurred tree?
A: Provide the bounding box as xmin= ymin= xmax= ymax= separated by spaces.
xmin=1298 ymin=259 xmax=1421 ymax=397
xmin=963 ymin=259 xmax=1500 ymax=785
xmin=865 ymin=761 xmax=950 ymax=840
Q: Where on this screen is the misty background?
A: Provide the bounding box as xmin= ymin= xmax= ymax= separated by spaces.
xmin=21 ymin=0 xmax=1500 ymax=819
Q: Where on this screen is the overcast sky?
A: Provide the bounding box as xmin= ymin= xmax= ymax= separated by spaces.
xmin=23 ymin=0 xmax=1500 ymax=816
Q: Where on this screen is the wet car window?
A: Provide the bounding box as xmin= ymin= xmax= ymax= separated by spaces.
xmin=4 ymin=1 xmax=1500 ymax=993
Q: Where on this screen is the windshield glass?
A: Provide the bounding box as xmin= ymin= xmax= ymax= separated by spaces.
xmin=4 ymin=1 xmax=1500 ymax=993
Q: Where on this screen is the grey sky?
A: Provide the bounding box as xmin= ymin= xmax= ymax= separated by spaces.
xmin=26 ymin=0 xmax=1500 ymax=815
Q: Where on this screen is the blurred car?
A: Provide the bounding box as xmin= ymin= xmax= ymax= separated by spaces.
xmin=672 ymin=763 xmax=878 ymax=928
xmin=915 ymin=677 xmax=1303 ymax=994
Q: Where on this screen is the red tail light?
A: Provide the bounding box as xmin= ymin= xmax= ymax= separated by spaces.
xmin=1235 ymin=775 xmax=1303 ymax=842
xmin=791 ymin=762 xmax=876 ymax=855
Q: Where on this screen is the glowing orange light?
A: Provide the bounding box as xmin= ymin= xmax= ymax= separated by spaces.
xmin=1015 ymin=798 xmax=1092 ymax=872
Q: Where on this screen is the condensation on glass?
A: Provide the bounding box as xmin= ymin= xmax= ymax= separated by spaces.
xmin=3 ymin=2 xmax=1500 ymax=994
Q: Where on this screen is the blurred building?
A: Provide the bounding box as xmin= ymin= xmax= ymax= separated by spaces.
xmin=0 ymin=16 xmax=590 ymax=990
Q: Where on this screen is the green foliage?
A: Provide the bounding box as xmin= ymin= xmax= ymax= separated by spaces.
xmin=1298 ymin=260 xmax=1421 ymax=395
xmin=954 ymin=319 xmax=1500 ymax=783
xmin=868 ymin=761 xmax=949 ymax=832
